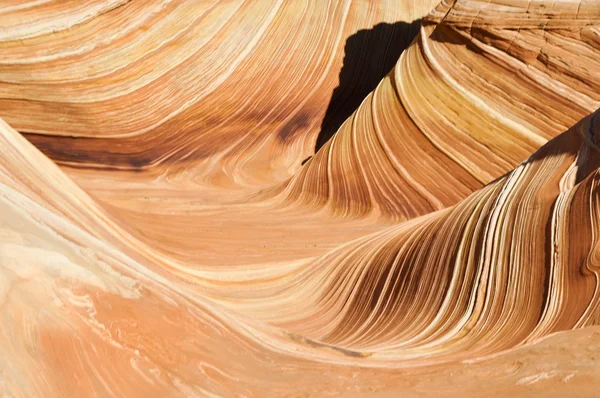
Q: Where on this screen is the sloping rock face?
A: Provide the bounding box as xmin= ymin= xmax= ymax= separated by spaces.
xmin=0 ymin=0 xmax=599 ymax=396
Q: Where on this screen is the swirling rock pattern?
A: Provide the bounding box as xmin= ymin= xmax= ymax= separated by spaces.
xmin=1 ymin=0 xmax=600 ymax=396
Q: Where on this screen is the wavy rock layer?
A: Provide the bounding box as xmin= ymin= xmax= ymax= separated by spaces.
xmin=1 ymin=0 xmax=600 ymax=396
xmin=281 ymin=0 xmax=600 ymax=219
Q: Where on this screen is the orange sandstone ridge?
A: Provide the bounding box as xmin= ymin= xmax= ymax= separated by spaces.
xmin=0 ymin=0 xmax=600 ymax=396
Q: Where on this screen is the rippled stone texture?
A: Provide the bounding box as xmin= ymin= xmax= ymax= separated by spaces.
xmin=0 ymin=0 xmax=599 ymax=396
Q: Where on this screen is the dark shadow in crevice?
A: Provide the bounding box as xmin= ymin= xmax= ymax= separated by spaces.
xmin=314 ymin=19 xmax=422 ymax=153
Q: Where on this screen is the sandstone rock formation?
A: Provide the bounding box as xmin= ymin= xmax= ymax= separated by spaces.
xmin=0 ymin=0 xmax=599 ymax=396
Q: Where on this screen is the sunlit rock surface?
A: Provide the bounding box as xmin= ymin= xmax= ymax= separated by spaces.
xmin=0 ymin=0 xmax=599 ymax=396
